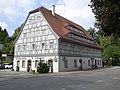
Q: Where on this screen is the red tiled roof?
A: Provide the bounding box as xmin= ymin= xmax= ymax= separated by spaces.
xmin=30 ymin=7 xmax=101 ymax=49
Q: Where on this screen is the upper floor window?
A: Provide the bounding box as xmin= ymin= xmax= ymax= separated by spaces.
xmin=23 ymin=45 xmax=26 ymax=50
xmin=18 ymin=45 xmax=21 ymax=51
xmin=32 ymin=44 xmax=35 ymax=50
xmin=66 ymin=25 xmax=85 ymax=35
xmin=42 ymin=43 xmax=45 ymax=48
xmin=23 ymin=33 xmax=27 ymax=38
xmin=49 ymin=41 xmax=54 ymax=49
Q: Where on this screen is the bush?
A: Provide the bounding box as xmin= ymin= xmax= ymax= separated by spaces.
xmin=37 ymin=61 xmax=49 ymax=73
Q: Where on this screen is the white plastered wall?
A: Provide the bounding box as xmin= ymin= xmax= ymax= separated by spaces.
xmin=59 ymin=56 xmax=103 ymax=72
xmin=14 ymin=56 xmax=59 ymax=72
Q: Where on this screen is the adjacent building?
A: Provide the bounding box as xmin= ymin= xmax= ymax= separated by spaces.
xmin=13 ymin=6 xmax=102 ymax=72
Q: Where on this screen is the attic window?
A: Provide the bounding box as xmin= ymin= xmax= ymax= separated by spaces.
xmin=66 ymin=33 xmax=96 ymax=44
xmin=66 ymin=25 xmax=85 ymax=35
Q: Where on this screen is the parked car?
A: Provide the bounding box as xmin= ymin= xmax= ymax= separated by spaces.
xmin=0 ymin=63 xmax=5 ymax=69
xmin=4 ymin=63 xmax=13 ymax=69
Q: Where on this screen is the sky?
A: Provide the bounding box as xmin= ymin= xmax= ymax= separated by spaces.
xmin=0 ymin=0 xmax=95 ymax=36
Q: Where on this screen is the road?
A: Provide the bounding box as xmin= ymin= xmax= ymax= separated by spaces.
xmin=0 ymin=67 xmax=120 ymax=90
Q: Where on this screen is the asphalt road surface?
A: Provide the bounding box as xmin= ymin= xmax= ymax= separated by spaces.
xmin=0 ymin=67 xmax=120 ymax=90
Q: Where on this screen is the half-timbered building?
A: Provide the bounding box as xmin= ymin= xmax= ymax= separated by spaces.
xmin=13 ymin=6 xmax=102 ymax=72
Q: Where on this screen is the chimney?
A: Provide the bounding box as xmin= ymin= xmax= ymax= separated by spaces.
xmin=52 ymin=5 xmax=55 ymax=16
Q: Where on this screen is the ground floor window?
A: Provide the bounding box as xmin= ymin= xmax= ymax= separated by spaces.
xmin=35 ymin=60 xmax=39 ymax=68
xmin=64 ymin=60 xmax=68 ymax=68
xmin=74 ymin=60 xmax=77 ymax=67
xmin=88 ymin=60 xmax=90 ymax=66
xmin=22 ymin=60 xmax=25 ymax=68
xmin=100 ymin=60 xmax=102 ymax=65
xmin=98 ymin=60 xmax=99 ymax=66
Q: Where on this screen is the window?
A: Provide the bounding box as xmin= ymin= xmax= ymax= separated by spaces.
xmin=50 ymin=44 xmax=53 ymax=49
xmin=17 ymin=61 xmax=20 ymax=67
xmin=42 ymin=43 xmax=45 ymax=48
xmin=23 ymin=45 xmax=26 ymax=50
xmin=66 ymin=33 xmax=95 ymax=44
xmin=35 ymin=60 xmax=39 ymax=68
xmin=18 ymin=45 xmax=21 ymax=51
xmin=74 ymin=60 xmax=77 ymax=67
xmin=22 ymin=60 xmax=25 ymax=68
xmin=88 ymin=60 xmax=90 ymax=66
xmin=64 ymin=60 xmax=68 ymax=68
xmin=98 ymin=60 xmax=99 ymax=66
xmin=66 ymin=25 xmax=85 ymax=35
xmin=100 ymin=60 xmax=102 ymax=65
xmin=32 ymin=44 xmax=35 ymax=50
xmin=42 ymin=25 xmax=46 ymax=30
xmin=23 ymin=33 xmax=27 ymax=37
xmin=49 ymin=41 xmax=54 ymax=49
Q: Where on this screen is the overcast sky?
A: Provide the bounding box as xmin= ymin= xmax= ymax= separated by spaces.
xmin=0 ymin=0 xmax=95 ymax=36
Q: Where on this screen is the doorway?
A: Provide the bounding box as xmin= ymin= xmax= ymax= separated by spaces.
xmin=48 ymin=60 xmax=53 ymax=73
xmin=79 ymin=59 xmax=83 ymax=70
xmin=95 ymin=59 xmax=97 ymax=68
xmin=27 ymin=60 xmax=31 ymax=72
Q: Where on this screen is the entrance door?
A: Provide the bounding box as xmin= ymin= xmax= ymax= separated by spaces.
xmin=48 ymin=60 xmax=53 ymax=73
xmin=95 ymin=59 xmax=97 ymax=68
xmin=79 ymin=59 xmax=83 ymax=70
xmin=17 ymin=61 xmax=20 ymax=67
xmin=27 ymin=60 xmax=31 ymax=72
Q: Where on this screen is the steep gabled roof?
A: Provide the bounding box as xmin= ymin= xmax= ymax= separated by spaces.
xmin=30 ymin=7 xmax=101 ymax=49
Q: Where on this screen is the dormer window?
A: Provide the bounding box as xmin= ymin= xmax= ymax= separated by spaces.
xmin=66 ymin=33 xmax=96 ymax=44
xmin=66 ymin=25 xmax=85 ymax=35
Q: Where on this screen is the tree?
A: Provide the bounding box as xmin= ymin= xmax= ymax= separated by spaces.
xmin=90 ymin=0 xmax=120 ymax=37
xmin=100 ymin=35 xmax=120 ymax=65
xmin=87 ymin=27 xmax=100 ymax=44
xmin=103 ymin=45 xmax=120 ymax=66
xmin=87 ymin=28 xmax=97 ymax=39
xmin=11 ymin=24 xmax=22 ymax=41
xmin=3 ymin=29 xmax=9 ymax=38
xmin=37 ymin=61 xmax=49 ymax=73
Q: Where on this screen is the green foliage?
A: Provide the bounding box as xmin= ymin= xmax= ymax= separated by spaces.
xmin=2 ymin=60 xmax=13 ymax=64
xmin=87 ymin=28 xmax=120 ymax=66
xmin=0 ymin=28 xmax=9 ymax=44
xmin=90 ymin=0 xmax=120 ymax=37
xmin=100 ymin=35 xmax=120 ymax=65
xmin=11 ymin=26 xmax=21 ymax=41
xmin=0 ymin=25 xmax=21 ymax=54
xmin=87 ymin=27 xmax=100 ymax=44
xmin=37 ymin=61 xmax=49 ymax=73
xmin=103 ymin=45 xmax=120 ymax=65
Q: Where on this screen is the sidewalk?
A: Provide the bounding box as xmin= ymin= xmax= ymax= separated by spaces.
xmin=1 ymin=66 xmax=120 ymax=81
